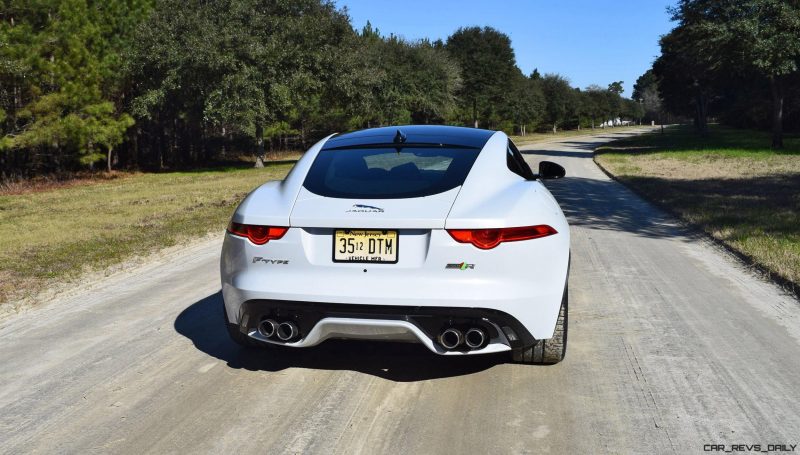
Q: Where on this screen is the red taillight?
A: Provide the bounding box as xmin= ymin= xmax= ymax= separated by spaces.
xmin=447 ymin=225 xmax=557 ymax=249
xmin=227 ymin=222 xmax=288 ymax=245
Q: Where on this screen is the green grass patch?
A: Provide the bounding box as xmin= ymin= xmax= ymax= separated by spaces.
xmin=595 ymin=125 xmax=800 ymax=290
xmin=0 ymin=163 xmax=294 ymax=305
xmin=597 ymin=124 xmax=800 ymax=159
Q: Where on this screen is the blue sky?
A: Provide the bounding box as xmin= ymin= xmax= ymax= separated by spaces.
xmin=334 ymin=0 xmax=676 ymax=97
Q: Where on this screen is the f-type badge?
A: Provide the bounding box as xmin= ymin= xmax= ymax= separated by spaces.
xmin=446 ymin=262 xmax=475 ymax=270
xmin=252 ymin=257 xmax=289 ymax=265
xmin=347 ymin=204 xmax=384 ymax=213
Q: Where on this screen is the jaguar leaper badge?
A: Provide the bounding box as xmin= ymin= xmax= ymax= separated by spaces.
xmin=347 ymin=204 xmax=384 ymax=213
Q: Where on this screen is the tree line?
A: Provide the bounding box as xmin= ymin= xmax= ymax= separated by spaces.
xmin=635 ymin=0 xmax=800 ymax=148
xmin=0 ymin=0 xmax=639 ymax=177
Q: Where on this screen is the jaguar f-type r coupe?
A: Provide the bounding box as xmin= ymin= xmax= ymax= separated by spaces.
xmin=221 ymin=125 xmax=570 ymax=364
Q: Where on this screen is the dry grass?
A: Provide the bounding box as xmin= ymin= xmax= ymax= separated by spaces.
xmin=0 ymin=171 xmax=137 ymax=195
xmin=0 ymin=162 xmax=294 ymax=305
xmin=595 ymin=125 xmax=800 ymax=289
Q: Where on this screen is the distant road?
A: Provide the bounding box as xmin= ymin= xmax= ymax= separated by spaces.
xmin=1 ymin=128 xmax=799 ymax=453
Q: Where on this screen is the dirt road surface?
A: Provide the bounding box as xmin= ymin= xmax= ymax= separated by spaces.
xmin=2 ymin=129 xmax=799 ymax=454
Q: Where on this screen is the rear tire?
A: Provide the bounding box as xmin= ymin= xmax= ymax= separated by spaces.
xmin=513 ymin=286 xmax=568 ymax=365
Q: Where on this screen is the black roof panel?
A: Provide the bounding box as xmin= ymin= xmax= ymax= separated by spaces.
xmin=322 ymin=125 xmax=496 ymax=150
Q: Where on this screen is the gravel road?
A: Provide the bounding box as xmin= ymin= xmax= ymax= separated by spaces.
xmin=2 ymin=129 xmax=799 ymax=454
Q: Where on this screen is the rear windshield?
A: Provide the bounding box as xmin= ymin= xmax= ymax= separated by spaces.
xmin=303 ymin=147 xmax=481 ymax=199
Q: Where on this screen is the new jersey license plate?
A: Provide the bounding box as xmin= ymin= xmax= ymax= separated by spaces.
xmin=333 ymin=229 xmax=398 ymax=263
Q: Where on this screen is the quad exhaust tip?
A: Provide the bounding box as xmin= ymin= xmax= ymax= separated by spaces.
xmin=258 ymin=319 xmax=299 ymax=342
xmin=277 ymin=321 xmax=300 ymax=341
xmin=464 ymin=328 xmax=486 ymax=349
xmin=258 ymin=319 xmax=279 ymax=338
xmin=439 ymin=328 xmax=463 ymax=349
xmin=439 ymin=327 xmax=486 ymax=350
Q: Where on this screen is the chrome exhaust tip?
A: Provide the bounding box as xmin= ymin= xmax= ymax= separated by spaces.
xmin=464 ymin=328 xmax=486 ymax=349
xmin=438 ymin=328 xmax=463 ymax=349
xmin=276 ymin=321 xmax=299 ymax=341
xmin=258 ymin=319 xmax=279 ymax=338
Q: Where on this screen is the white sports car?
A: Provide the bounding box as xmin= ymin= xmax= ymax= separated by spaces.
xmin=220 ymin=125 xmax=569 ymax=364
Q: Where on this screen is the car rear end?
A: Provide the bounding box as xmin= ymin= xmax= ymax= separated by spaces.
xmin=221 ymin=126 xmax=569 ymax=357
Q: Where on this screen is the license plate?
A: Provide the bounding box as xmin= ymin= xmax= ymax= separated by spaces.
xmin=333 ymin=229 xmax=398 ymax=263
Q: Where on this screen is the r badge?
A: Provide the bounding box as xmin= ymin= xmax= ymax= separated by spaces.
xmin=445 ymin=262 xmax=474 ymax=270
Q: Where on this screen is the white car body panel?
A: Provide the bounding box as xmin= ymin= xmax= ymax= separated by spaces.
xmin=231 ymin=134 xmax=333 ymax=226
xmin=221 ymin=126 xmax=570 ymax=355
xmin=290 ymin=186 xmax=460 ymax=229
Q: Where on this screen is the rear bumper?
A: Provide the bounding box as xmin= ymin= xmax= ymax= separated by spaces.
xmin=220 ymin=229 xmax=569 ymax=342
xmin=229 ymin=300 xmax=533 ymax=355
